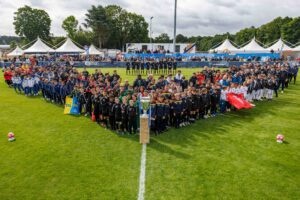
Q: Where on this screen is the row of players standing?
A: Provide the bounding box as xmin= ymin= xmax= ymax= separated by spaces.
xmin=125 ymin=59 xmax=177 ymax=75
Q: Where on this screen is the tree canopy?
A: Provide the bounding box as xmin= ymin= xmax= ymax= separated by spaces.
xmin=83 ymin=5 xmax=110 ymax=48
xmin=13 ymin=5 xmax=51 ymax=41
xmin=62 ymin=16 xmax=78 ymax=39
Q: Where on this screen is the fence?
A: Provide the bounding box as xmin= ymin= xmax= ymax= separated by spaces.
xmin=1 ymin=60 xmax=285 ymax=68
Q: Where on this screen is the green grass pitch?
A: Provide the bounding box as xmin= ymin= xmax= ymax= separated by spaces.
xmin=0 ymin=68 xmax=299 ymax=200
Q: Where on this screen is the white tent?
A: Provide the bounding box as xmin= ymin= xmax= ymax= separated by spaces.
xmin=292 ymin=44 xmax=300 ymax=51
xmin=55 ymin=38 xmax=84 ymax=53
xmin=239 ymin=37 xmax=268 ymax=52
xmin=211 ymin=39 xmax=239 ymax=53
xmin=83 ymin=44 xmax=104 ymax=56
xmin=24 ymin=37 xmax=54 ymax=54
xmin=7 ymin=46 xmax=24 ymax=57
xmin=267 ymin=38 xmax=293 ymax=52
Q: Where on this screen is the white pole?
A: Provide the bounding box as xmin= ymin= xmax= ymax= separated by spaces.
xmin=150 ymin=17 xmax=154 ymax=52
xmin=173 ymin=0 xmax=177 ymax=53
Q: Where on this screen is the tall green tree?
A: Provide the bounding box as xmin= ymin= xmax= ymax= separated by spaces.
xmin=234 ymin=26 xmax=256 ymax=46
xmin=154 ymin=33 xmax=171 ymax=43
xmin=84 ymin=5 xmax=110 ymax=48
xmin=126 ymin=13 xmax=148 ymax=43
xmin=104 ymin=5 xmax=148 ymax=50
xmin=73 ymin=28 xmax=94 ymax=47
xmin=176 ymin=34 xmax=188 ymax=43
xmin=62 ymin=16 xmax=78 ymax=38
xmin=281 ymin=17 xmax=300 ymax=45
xmin=13 ymin=5 xmax=51 ymax=41
xmin=256 ymin=17 xmax=292 ymax=45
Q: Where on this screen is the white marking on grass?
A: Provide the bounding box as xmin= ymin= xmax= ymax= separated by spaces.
xmin=138 ymin=143 xmax=147 ymax=200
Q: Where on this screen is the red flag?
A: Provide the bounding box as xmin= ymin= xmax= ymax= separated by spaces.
xmin=227 ymin=93 xmax=253 ymax=110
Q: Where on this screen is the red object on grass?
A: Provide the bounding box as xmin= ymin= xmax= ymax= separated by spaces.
xmin=91 ymin=112 xmax=96 ymax=122
xmin=227 ymin=93 xmax=253 ymax=110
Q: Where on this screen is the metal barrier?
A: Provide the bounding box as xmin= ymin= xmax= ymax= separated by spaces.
xmin=1 ymin=60 xmax=283 ymax=68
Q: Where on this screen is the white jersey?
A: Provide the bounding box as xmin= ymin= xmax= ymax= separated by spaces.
xmin=16 ymin=76 xmax=22 ymax=84
xmin=22 ymin=78 xmax=29 ymax=88
xmin=28 ymin=78 xmax=35 ymax=87
xmin=12 ymin=77 xmax=17 ymax=84
xmin=175 ymin=74 xmax=183 ymax=81
xmin=220 ymin=89 xmax=228 ymax=101
xmin=240 ymin=86 xmax=248 ymax=98
xmin=34 ymin=77 xmax=40 ymax=84
xmin=229 ymin=87 xmax=238 ymax=94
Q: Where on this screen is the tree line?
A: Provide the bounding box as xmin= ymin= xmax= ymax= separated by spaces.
xmin=4 ymin=5 xmax=300 ymax=51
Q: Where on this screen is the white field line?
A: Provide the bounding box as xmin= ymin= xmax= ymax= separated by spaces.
xmin=138 ymin=143 xmax=147 ymax=200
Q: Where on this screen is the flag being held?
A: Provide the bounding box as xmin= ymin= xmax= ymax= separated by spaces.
xmin=226 ymin=93 xmax=253 ymax=110
xmin=64 ymin=97 xmax=80 ymax=115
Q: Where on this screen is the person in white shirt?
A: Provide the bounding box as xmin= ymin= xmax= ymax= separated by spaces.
xmin=28 ymin=76 xmax=35 ymax=96
xmin=22 ymin=76 xmax=29 ymax=96
xmin=240 ymin=83 xmax=249 ymax=100
xmin=12 ymin=73 xmax=22 ymax=93
xmin=174 ymin=70 xmax=183 ymax=84
xmin=33 ymin=76 xmax=40 ymax=96
xmin=220 ymin=86 xmax=229 ymax=113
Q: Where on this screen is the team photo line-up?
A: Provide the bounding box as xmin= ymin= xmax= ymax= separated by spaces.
xmin=125 ymin=59 xmax=178 ymax=75
xmin=3 ymin=62 xmax=298 ymax=135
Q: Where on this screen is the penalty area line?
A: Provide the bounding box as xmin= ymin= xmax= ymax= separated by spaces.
xmin=137 ymin=143 xmax=147 ymax=200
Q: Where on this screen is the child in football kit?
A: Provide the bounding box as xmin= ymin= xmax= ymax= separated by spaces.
xmin=127 ymin=100 xmax=137 ymax=134
xmin=113 ymin=97 xmax=122 ymax=134
xmin=12 ymin=73 xmax=22 ymax=93
xmin=121 ymin=97 xmax=128 ymax=134
xmin=267 ymin=76 xmax=276 ymax=100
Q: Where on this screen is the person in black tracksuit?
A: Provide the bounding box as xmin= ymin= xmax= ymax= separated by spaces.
xmin=146 ymin=61 xmax=150 ymax=74
xmin=200 ymin=89 xmax=207 ymax=118
xmin=181 ymin=94 xmax=188 ymax=125
xmin=164 ymin=99 xmax=170 ymax=128
xmin=204 ymin=89 xmax=211 ymax=117
xmin=186 ymin=92 xmax=195 ymax=121
xmin=112 ymin=98 xmax=122 ymax=133
xmin=126 ymin=62 xmax=131 ymax=75
xmin=100 ymin=93 xmax=109 ymax=127
xmin=210 ymin=89 xmax=218 ymax=116
xmin=127 ymin=100 xmax=137 ymax=134
xmin=154 ymin=62 xmax=159 ymax=75
xmin=131 ymin=61 xmax=136 ymax=75
xmin=172 ymin=94 xmax=183 ymax=128
xmin=108 ymin=96 xmax=115 ymax=130
xmin=141 ymin=62 xmax=145 ymax=74
xmin=121 ymin=99 xmax=128 ymax=133
xmin=278 ymin=68 xmax=288 ymax=92
xmin=92 ymin=92 xmax=101 ymax=123
xmin=155 ymin=96 xmax=165 ymax=133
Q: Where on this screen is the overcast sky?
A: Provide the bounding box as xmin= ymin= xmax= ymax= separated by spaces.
xmin=0 ymin=0 xmax=299 ymax=37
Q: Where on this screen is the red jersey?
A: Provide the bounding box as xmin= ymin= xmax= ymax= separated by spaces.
xmin=4 ymin=71 xmax=12 ymax=81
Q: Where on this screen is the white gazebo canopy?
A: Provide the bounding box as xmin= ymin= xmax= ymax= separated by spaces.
xmin=24 ymin=37 xmax=54 ymax=54
xmin=83 ymin=44 xmax=104 ymax=56
xmin=55 ymin=38 xmax=84 ymax=53
xmin=239 ymin=37 xmax=268 ymax=52
xmin=292 ymin=44 xmax=300 ymax=51
xmin=267 ymin=38 xmax=293 ymax=52
xmin=211 ymin=39 xmax=239 ymax=53
xmin=7 ymin=46 xmax=24 ymax=56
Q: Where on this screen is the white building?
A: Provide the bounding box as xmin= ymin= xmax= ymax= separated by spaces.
xmin=126 ymin=43 xmax=196 ymax=53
